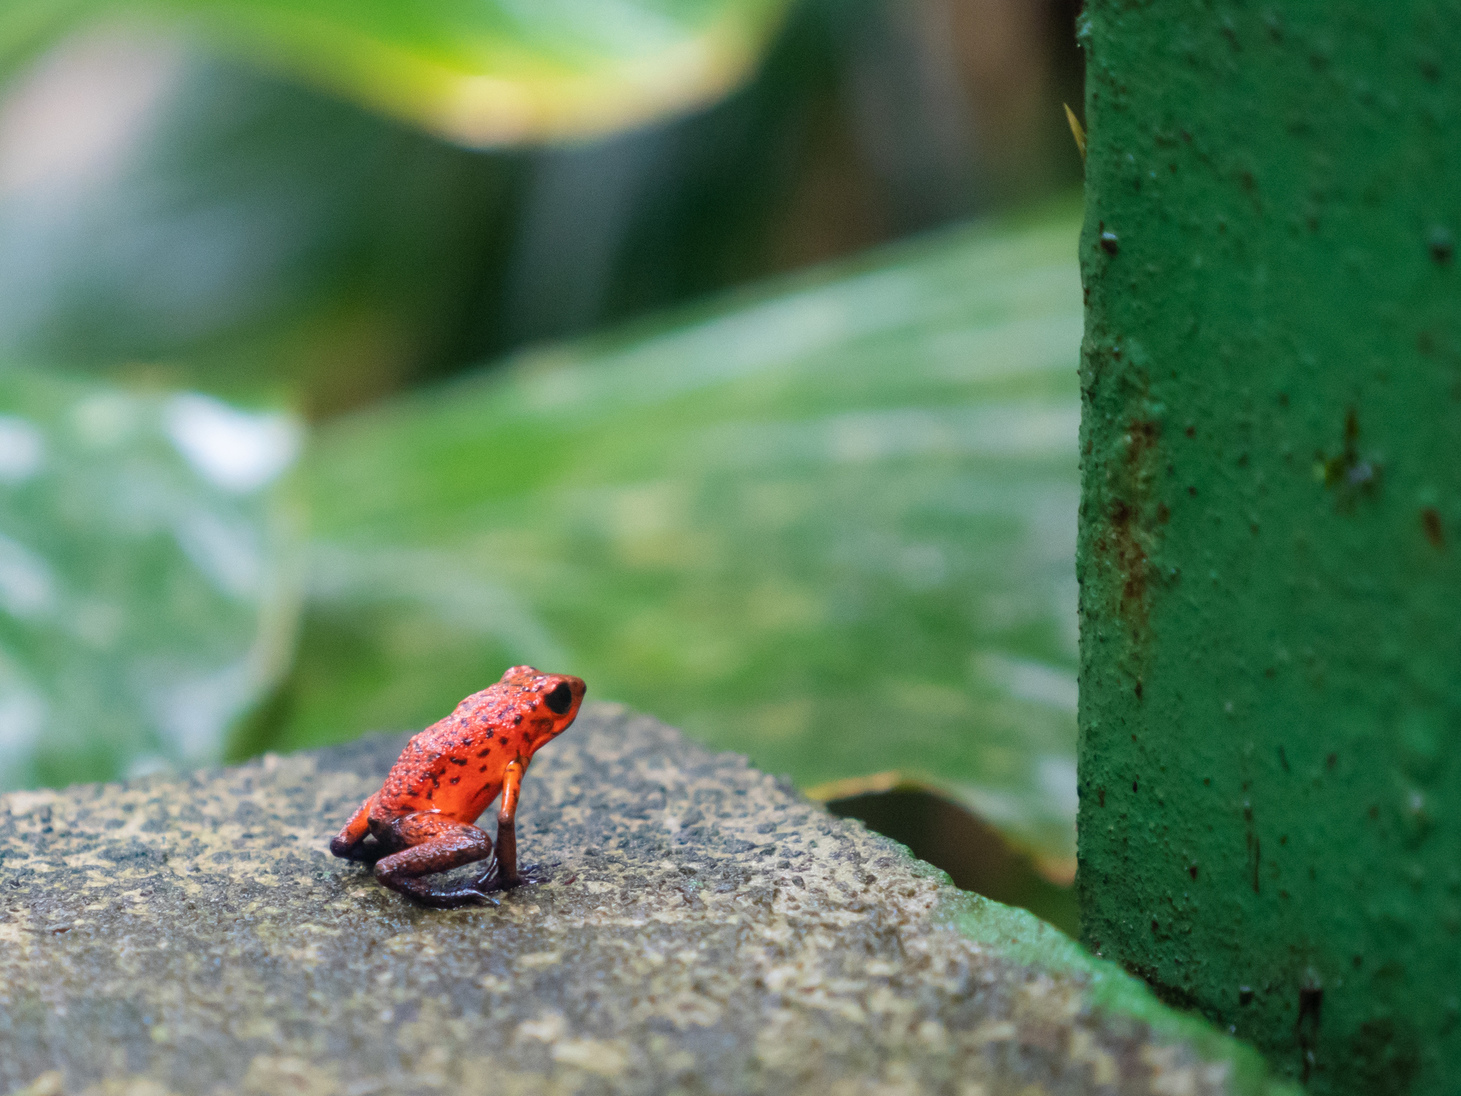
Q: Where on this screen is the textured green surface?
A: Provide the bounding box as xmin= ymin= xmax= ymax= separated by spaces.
xmin=1076 ymin=3 xmax=1461 ymax=1094
xmin=1 ymin=0 xmax=790 ymax=146
xmin=279 ymin=209 xmax=1085 ymax=874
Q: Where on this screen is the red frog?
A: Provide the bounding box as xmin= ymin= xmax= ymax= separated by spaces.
xmin=330 ymin=666 xmax=585 ymax=907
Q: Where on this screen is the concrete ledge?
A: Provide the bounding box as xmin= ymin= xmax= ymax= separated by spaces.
xmin=1 ymin=705 xmax=1275 ymax=1095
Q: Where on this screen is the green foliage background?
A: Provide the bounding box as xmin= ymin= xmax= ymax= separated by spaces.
xmin=0 ymin=0 xmax=1084 ymax=877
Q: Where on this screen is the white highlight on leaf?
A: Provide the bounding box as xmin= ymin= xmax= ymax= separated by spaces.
xmin=0 ymin=416 xmax=44 ymax=483
xmin=164 ymin=393 xmax=301 ymax=494
xmin=0 ymin=533 xmax=56 ymax=619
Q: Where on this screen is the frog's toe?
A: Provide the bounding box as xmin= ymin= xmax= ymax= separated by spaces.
xmin=503 ymin=860 xmax=559 ymax=889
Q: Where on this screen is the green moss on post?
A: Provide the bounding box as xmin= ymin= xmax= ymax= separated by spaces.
xmin=1076 ymin=3 xmax=1461 ymax=1093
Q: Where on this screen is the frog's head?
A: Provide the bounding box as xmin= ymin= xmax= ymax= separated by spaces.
xmin=500 ymin=665 xmax=586 ymax=745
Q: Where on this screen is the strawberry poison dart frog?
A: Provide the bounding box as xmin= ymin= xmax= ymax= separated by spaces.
xmin=330 ymin=666 xmax=585 ymax=907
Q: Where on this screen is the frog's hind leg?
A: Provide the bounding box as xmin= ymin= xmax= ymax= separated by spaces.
xmin=330 ymin=795 xmax=383 ymax=862
xmin=373 ymin=812 xmax=497 ymax=908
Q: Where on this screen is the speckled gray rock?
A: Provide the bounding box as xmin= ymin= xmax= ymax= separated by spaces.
xmin=0 ymin=705 xmax=1281 ymax=1096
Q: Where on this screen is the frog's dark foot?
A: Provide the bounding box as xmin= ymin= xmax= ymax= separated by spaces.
xmin=514 ymin=860 xmax=558 ymax=886
xmin=472 ymin=858 xmax=556 ymax=893
xmin=398 ymin=880 xmax=501 ymax=909
xmin=333 ymin=836 xmax=389 ymax=865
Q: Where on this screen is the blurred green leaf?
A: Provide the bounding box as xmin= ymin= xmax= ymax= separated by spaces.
xmin=0 ymin=368 xmax=304 ymax=790
xmin=281 ymin=205 xmax=1082 ymax=873
xmin=6 ymin=0 xmax=792 ymax=147
xmin=0 ymin=54 xmax=520 ymax=410
xmin=0 ymin=10 xmax=862 ymax=416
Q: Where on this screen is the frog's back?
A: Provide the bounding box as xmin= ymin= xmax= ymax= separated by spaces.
xmin=373 ymin=687 xmax=517 ymax=820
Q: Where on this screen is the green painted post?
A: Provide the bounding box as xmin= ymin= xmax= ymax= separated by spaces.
xmin=1075 ymin=3 xmax=1461 ymax=1093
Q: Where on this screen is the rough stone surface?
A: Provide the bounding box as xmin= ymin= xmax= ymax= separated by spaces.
xmin=3 ymin=705 xmax=1256 ymax=1095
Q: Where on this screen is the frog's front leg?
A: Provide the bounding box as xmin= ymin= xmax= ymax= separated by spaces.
xmin=330 ymin=795 xmax=385 ymax=863
xmin=486 ymin=758 xmax=548 ymax=890
xmin=373 ymin=812 xmax=497 ymax=908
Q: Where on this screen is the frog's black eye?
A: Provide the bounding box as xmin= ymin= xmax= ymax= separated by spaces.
xmin=545 ymin=681 xmax=573 ymax=715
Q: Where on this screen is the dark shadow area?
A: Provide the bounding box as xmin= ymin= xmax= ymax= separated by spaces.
xmin=827 ymin=788 xmax=1078 ymax=936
